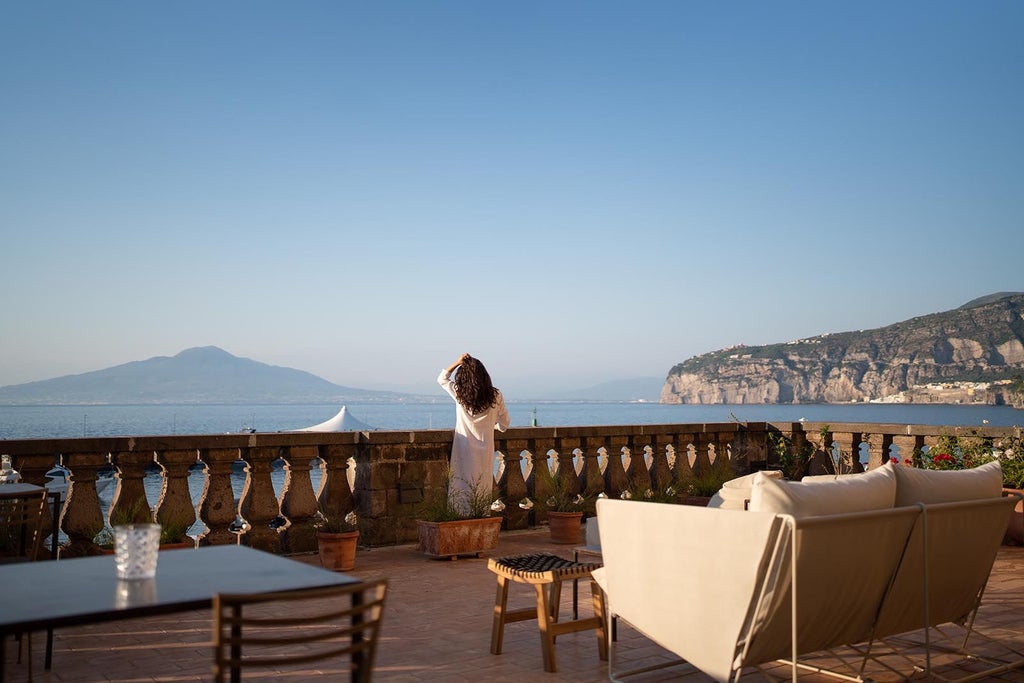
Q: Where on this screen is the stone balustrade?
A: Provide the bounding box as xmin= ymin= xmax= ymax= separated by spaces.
xmin=1 ymin=421 xmax=1019 ymax=556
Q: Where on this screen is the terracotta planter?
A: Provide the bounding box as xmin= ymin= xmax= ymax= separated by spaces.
xmin=317 ymin=530 xmax=359 ymax=571
xmin=1003 ymin=488 xmax=1024 ymax=546
xmin=416 ymin=517 xmax=502 ymax=560
xmin=159 ymin=541 xmax=195 ymax=551
xmin=547 ymin=511 xmax=583 ymax=544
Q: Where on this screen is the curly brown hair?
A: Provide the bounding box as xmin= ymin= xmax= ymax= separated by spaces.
xmin=453 ymin=356 xmax=500 ymax=414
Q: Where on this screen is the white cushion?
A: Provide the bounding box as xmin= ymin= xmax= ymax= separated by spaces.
xmin=892 ymin=460 xmax=1002 ymax=506
xmin=748 ymin=464 xmax=897 ymax=517
xmin=707 ymin=470 xmax=783 ymax=510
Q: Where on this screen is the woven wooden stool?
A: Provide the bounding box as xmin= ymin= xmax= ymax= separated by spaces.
xmin=487 ymin=552 xmax=608 ymax=673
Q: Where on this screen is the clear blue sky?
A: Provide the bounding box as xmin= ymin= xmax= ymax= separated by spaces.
xmin=2 ymin=2 xmax=1022 ymax=397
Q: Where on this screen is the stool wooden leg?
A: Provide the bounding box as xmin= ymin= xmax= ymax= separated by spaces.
xmin=549 ymin=579 xmax=563 ymax=622
xmin=534 ymin=584 xmax=557 ymax=673
xmin=591 ymin=580 xmax=608 ymax=661
xmin=490 ymin=576 xmax=510 ymax=655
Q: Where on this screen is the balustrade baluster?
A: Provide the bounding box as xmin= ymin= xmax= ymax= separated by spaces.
xmin=237 ymin=446 xmax=283 ymax=552
xmin=318 ymin=443 xmax=356 ymax=519
xmin=556 ymin=446 xmax=580 ymax=498
xmin=154 ymin=449 xmax=199 ymax=545
xmin=602 ymin=442 xmax=628 ymax=500
xmin=197 ymin=447 xmax=241 ymax=546
xmin=109 ymin=449 xmax=153 ymax=523
xmin=692 ymin=434 xmax=713 ymax=476
xmin=528 ymin=449 xmax=552 ymax=523
xmin=61 ymin=449 xmax=111 ymax=556
xmin=624 ymin=443 xmax=650 ymax=495
xmin=873 ymin=433 xmax=894 ymax=468
xmin=807 ymin=425 xmax=834 ymax=475
xmin=906 ymin=434 xmax=927 ymax=466
xmin=495 ymin=437 xmax=528 ymax=529
xmin=279 ymin=445 xmax=319 ymax=553
xmin=830 ymin=431 xmax=860 ymax=474
xmin=670 ymin=434 xmax=697 ymax=480
xmin=648 ymin=437 xmax=673 ymax=494
xmin=716 ymin=430 xmax=739 ymax=476
xmin=580 ymin=437 xmax=605 ymax=501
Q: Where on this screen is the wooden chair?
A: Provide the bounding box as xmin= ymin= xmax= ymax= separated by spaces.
xmin=1 ymin=487 xmax=50 ymax=679
xmin=0 ymin=487 xmax=47 ymax=562
xmin=213 ymin=579 xmax=388 ymax=683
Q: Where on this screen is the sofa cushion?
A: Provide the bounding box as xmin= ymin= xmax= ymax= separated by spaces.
xmin=748 ymin=464 xmax=897 ymax=517
xmin=892 ymin=459 xmax=1002 ymax=506
xmin=708 ymin=470 xmax=783 ymax=510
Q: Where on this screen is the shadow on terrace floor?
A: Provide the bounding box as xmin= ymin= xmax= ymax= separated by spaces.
xmin=5 ymin=529 xmax=1024 ymax=682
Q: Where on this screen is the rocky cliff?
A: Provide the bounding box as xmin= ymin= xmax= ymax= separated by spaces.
xmin=661 ymin=293 xmax=1024 ymax=406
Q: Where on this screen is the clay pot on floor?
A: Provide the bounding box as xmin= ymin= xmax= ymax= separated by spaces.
xmin=416 ymin=517 xmax=503 ymax=560
xmin=1003 ymin=488 xmax=1024 ymax=546
xmin=547 ymin=511 xmax=584 ymax=544
xmin=317 ymin=530 xmax=359 ymax=571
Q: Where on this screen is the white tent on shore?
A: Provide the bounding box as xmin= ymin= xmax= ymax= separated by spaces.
xmin=296 ymin=405 xmax=373 ymax=432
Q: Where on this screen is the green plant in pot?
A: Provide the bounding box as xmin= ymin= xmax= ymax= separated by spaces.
xmin=529 ymin=463 xmax=589 ymax=544
xmin=620 ymin=480 xmax=681 ymax=504
xmin=95 ymin=496 xmax=150 ymax=552
xmin=314 ymin=504 xmax=359 ymax=571
xmin=994 ymin=435 xmax=1024 ymax=490
xmin=415 ymin=469 xmax=503 ymax=560
xmin=676 ymin=456 xmax=736 ymax=505
xmin=417 ymin=468 xmax=497 ymax=522
xmin=768 ymin=430 xmax=813 ymax=481
xmin=157 ymin=518 xmax=193 ymax=548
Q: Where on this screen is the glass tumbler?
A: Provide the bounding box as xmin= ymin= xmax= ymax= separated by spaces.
xmin=113 ymin=524 xmax=162 ymax=580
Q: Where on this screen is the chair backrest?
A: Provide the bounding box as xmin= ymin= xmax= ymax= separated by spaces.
xmin=0 ymin=487 xmax=48 ymax=563
xmin=212 ymin=578 xmax=388 ymax=683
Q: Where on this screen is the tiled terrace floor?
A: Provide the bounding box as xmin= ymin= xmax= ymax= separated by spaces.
xmin=5 ymin=530 xmax=1024 ymax=682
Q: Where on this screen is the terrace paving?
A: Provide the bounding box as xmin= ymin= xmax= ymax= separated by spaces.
xmin=4 ymin=529 xmax=1024 ymax=682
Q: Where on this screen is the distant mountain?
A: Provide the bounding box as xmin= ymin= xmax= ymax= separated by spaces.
xmin=550 ymin=377 xmax=664 ymax=402
xmin=662 ymin=292 xmax=1024 ymax=406
xmin=0 ymin=346 xmax=409 ymax=405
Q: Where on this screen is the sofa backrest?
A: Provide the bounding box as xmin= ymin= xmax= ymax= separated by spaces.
xmin=874 ymin=495 xmax=1015 ymax=637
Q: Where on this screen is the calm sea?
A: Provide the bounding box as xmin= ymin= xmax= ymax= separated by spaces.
xmin=1 ymin=401 xmax=1021 ymax=440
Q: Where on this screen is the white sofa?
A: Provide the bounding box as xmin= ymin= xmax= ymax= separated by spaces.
xmin=593 ymin=461 xmax=1022 ymax=682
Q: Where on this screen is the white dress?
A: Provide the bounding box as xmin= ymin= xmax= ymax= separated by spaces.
xmin=437 ymin=368 xmax=510 ymax=511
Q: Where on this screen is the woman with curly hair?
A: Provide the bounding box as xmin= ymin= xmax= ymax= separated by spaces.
xmin=437 ymin=353 xmax=510 ymax=512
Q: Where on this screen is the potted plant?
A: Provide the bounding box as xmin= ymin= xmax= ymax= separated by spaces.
xmin=416 ymin=470 xmax=503 ymax=560
xmin=530 ymin=465 xmax=588 ymax=544
xmin=994 ymin=435 xmax=1024 ymax=545
xmin=313 ymin=505 xmax=359 ymax=571
xmin=95 ymin=496 xmax=150 ymax=554
xmin=676 ymin=462 xmax=736 ymax=506
xmin=157 ymin=518 xmax=195 ymax=550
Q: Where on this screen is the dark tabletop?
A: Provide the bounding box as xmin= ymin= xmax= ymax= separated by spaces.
xmin=0 ymin=545 xmax=357 ymax=634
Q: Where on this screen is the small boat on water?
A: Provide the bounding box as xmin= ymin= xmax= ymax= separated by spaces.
xmin=45 ymin=466 xmax=114 ymax=503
